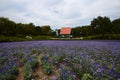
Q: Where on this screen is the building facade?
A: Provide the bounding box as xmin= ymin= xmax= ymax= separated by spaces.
xmin=59 ymin=27 xmax=72 ymax=38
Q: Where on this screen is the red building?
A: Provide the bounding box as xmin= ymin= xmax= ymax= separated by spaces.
xmin=60 ymin=27 xmax=72 ymax=38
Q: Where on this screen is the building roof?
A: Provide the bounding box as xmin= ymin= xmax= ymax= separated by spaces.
xmin=60 ymin=27 xmax=71 ymax=35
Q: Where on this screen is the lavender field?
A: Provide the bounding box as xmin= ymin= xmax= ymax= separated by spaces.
xmin=0 ymin=40 xmax=120 ymax=80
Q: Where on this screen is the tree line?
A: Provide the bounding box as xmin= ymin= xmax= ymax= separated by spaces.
xmin=0 ymin=16 xmax=120 ymax=39
xmin=0 ymin=17 xmax=55 ymax=37
xmin=72 ymin=16 xmax=120 ymax=39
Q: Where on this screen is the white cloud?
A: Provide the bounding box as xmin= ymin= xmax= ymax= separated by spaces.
xmin=0 ymin=0 xmax=120 ymax=29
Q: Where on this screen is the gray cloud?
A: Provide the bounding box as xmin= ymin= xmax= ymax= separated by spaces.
xmin=0 ymin=0 xmax=120 ymax=29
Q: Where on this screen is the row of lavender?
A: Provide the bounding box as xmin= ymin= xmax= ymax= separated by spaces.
xmin=0 ymin=41 xmax=40 ymax=80
xmin=0 ymin=40 xmax=120 ymax=80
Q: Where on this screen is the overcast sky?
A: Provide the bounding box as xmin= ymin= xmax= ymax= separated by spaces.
xmin=0 ymin=0 xmax=120 ymax=29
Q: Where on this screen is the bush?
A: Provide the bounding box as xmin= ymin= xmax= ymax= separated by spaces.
xmin=43 ymin=62 xmax=52 ymax=75
xmin=53 ymin=55 xmax=62 ymax=67
xmin=33 ymin=36 xmax=52 ymax=40
xmin=0 ymin=65 xmax=19 ymax=80
xmin=30 ymin=58 xmax=38 ymax=71
xmin=41 ymin=55 xmax=53 ymax=75
xmin=0 ymin=35 xmax=30 ymax=42
xmin=81 ymin=73 xmax=93 ymax=80
xmin=12 ymin=66 xmax=19 ymax=76
xmin=84 ymin=34 xmax=120 ymax=40
xmin=23 ymin=62 xmax=32 ymax=80
xmin=59 ymin=67 xmax=75 ymax=80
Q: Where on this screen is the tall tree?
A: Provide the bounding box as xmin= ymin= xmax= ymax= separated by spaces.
xmin=0 ymin=17 xmax=16 ymax=36
xmin=112 ymin=18 xmax=120 ymax=34
xmin=35 ymin=26 xmax=41 ymax=35
xmin=40 ymin=25 xmax=51 ymax=35
xmin=91 ymin=16 xmax=112 ymax=34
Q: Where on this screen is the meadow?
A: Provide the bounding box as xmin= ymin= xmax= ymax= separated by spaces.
xmin=0 ymin=40 xmax=120 ymax=80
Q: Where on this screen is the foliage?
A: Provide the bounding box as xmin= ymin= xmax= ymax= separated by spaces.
xmin=1 ymin=16 xmax=120 ymax=40
xmin=12 ymin=66 xmax=19 ymax=75
xmin=0 ymin=35 xmax=30 ymax=42
xmin=72 ymin=16 xmax=120 ymax=39
xmin=29 ymin=58 xmax=38 ymax=71
xmin=59 ymin=67 xmax=75 ymax=80
xmin=23 ymin=62 xmax=32 ymax=80
xmin=0 ymin=41 xmax=120 ymax=79
xmin=112 ymin=18 xmax=120 ymax=34
xmin=84 ymin=34 xmax=120 ymax=40
xmin=41 ymin=55 xmax=53 ymax=75
xmin=42 ymin=62 xmax=52 ymax=75
xmin=0 ymin=64 xmax=19 ymax=80
xmin=0 ymin=35 xmax=53 ymax=42
xmin=53 ymin=55 xmax=62 ymax=65
xmin=91 ymin=16 xmax=112 ymax=34
xmin=81 ymin=73 xmax=93 ymax=80
xmin=0 ymin=17 xmax=55 ymax=37
xmin=32 ymin=36 xmax=53 ymax=40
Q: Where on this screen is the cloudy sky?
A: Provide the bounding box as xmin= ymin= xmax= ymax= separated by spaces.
xmin=0 ymin=0 xmax=120 ymax=29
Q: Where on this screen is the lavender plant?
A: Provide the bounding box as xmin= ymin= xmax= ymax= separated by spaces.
xmin=41 ymin=55 xmax=53 ymax=75
xmin=0 ymin=40 xmax=120 ymax=79
xmin=23 ymin=61 xmax=32 ymax=80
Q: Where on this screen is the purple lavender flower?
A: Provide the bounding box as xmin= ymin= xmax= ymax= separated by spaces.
xmin=102 ymin=64 xmax=107 ymax=71
xmin=52 ymin=75 xmax=57 ymax=80
xmin=0 ymin=40 xmax=120 ymax=79
xmin=108 ymin=67 xmax=115 ymax=76
xmin=116 ymin=72 xmax=120 ymax=79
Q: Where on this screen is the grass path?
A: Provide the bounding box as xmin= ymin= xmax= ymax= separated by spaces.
xmin=16 ymin=67 xmax=24 ymax=80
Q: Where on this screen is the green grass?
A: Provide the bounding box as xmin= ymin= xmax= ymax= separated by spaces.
xmin=84 ymin=34 xmax=120 ymax=40
xmin=32 ymin=36 xmax=53 ymax=40
xmin=0 ymin=35 xmax=28 ymax=42
xmin=1 ymin=34 xmax=120 ymax=42
xmin=0 ymin=35 xmax=53 ymax=42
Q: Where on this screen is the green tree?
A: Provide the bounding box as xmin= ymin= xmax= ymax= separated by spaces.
xmin=72 ymin=27 xmax=82 ymax=37
xmin=35 ymin=26 xmax=41 ymax=35
xmin=112 ymin=18 xmax=120 ymax=34
xmin=91 ymin=16 xmax=112 ymax=34
xmin=40 ymin=25 xmax=51 ymax=35
xmin=0 ymin=17 xmax=16 ymax=36
xmin=16 ymin=23 xmax=26 ymax=36
xmin=19 ymin=23 xmax=35 ymax=35
xmin=72 ymin=25 xmax=94 ymax=37
xmin=0 ymin=17 xmax=54 ymax=37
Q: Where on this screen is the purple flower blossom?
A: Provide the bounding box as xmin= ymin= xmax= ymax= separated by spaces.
xmin=108 ymin=67 xmax=115 ymax=76
xmin=52 ymin=75 xmax=57 ymax=80
xmin=97 ymin=68 xmax=102 ymax=73
xmin=102 ymin=64 xmax=107 ymax=70
xmin=116 ymin=72 xmax=120 ymax=79
xmin=0 ymin=40 xmax=120 ymax=79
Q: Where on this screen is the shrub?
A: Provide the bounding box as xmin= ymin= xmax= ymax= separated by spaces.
xmin=23 ymin=62 xmax=32 ymax=80
xmin=30 ymin=58 xmax=38 ymax=71
xmin=30 ymin=48 xmax=38 ymax=55
xmin=81 ymin=73 xmax=93 ymax=80
xmin=0 ymin=66 xmax=19 ymax=80
xmin=43 ymin=62 xmax=52 ymax=75
xmin=53 ymin=55 xmax=62 ymax=67
xmin=12 ymin=65 xmax=19 ymax=76
xmin=59 ymin=67 xmax=75 ymax=80
xmin=41 ymin=55 xmax=53 ymax=75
